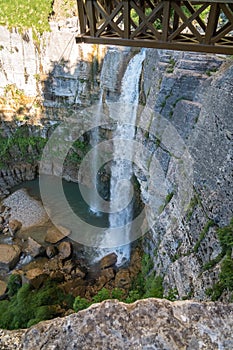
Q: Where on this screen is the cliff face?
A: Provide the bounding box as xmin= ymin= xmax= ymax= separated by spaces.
xmin=0 ymin=299 xmax=232 ymax=349
xmin=136 ymin=51 xmax=233 ymax=301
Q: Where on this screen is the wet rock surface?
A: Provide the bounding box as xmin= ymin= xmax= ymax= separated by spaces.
xmin=0 ymin=299 xmax=232 ymax=350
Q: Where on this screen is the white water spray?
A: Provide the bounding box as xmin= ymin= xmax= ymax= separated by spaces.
xmin=103 ymin=49 xmax=146 ymax=263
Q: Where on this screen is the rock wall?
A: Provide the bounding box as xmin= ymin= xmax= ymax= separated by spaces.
xmin=137 ymin=50 xmax=233 ymax=301
xmin=0 ymin=21 xmax=232 ymax=302
xmin=0 ymin=299 xmax=232 ymax=349
xmin=0 ymin=22 xmax=107 ymax=196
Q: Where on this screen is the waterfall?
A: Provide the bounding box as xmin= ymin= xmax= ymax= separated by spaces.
xmin=89 ymin=91 xmax=103 ymax=215
xmin=103 ymin=49 xmax=146 ymax=264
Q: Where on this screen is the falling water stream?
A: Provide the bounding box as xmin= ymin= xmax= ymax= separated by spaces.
xmin=100 ymin=49 xmax=146 ymax=263
xmin=89 ymin=90 xmax=104 ymax=214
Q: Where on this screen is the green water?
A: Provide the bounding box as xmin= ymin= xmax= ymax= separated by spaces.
xmin=13 ymin=177 xmax=109 ymax=228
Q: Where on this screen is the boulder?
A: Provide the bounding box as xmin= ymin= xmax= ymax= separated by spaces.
xmin=115 ymin=269 xmax=131 ymax=289
xmin=26 ymin=237 xmax=45 ymax=258
xmin=49 ymin=271 xmax=65 ymax=283
xmin=62 ymin=260 xmax=75 ymax=275
xmin=45 ymin=225 xmax=71 ymax=244
xmin=61 ymin=279 xmax=86 ymax=298
xmin=58 ymin=242 xmax=72 ymax=260
xmin=0 ymin=244 xmax=21 ymax=271
xmin=8 ymin=219 xmax=22 ymax=234
xmin=46 ymin=245 xmax=58 ymax=259
xmin=23 ymin=268 xmax=48 ymax=289
xmin=71 ymin=267 xmax=86 ymax=279
xmin=99 ymin=253 xmax=118 ymax=269
xmin=0 ymin=280 xmax=7 ymax=299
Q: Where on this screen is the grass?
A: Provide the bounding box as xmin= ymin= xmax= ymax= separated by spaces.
xmin=0 ymin=0 xmax=53 ymax=38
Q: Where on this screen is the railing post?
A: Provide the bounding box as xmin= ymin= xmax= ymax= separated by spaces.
xmin=123 ymin=1 xmax=131 ymax=38
xmin=77 ymin=0 xmax=86 ymax=34
xmin=205 ymin=3 xmax=219 ymax=44
xmin=161 ymin=0 xmax=171 ymax=41
xmin=86 ymin=0 xmax=96 ymax=37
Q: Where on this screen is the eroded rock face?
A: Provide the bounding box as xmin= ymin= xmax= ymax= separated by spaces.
xmin=136 ymin=50 xmax=233 ymax=301
xmin=0 ymin=299 xmax=232 ymax=349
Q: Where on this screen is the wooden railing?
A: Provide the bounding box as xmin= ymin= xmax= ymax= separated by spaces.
xmin=76 ymin=0 xmax=233 ymax=54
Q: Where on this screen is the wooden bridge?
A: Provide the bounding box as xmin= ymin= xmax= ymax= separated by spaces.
xmin=76 ymin=0 xmax=233 ymax=54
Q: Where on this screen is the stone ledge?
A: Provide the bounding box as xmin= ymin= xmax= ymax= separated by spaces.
xmin=0 ymin=299 xmax=232 ymax=349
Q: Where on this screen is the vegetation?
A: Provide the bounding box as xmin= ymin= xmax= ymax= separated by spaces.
xmin=0 ymin=0 xmax=53 ymax=38
xmin=0 ymin=127 xmax=47 ymax=167
xmin=205 ymin=219 xmax=233 ymax=301
xmin=166 ymin=57 xmax=176 ymax=74
xmin=193 ymin=220 xmax=215 ymax=253
xmin=73 ymin=253 xmax=164 ymax=316
xmin=0 ymin=279 xmax=74 ymax=330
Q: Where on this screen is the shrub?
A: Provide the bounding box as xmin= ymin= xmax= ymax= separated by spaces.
xmin=144 ymin=275 xmax=164 ymax=298
xmin=7 ymin=274 xmax=22 ymax=297
xmin=92 ymin=288 xmax=111 ymax=303
xmin=125 ymin=290 xmax=141 ymax=303
xmin=73 ymin=296 xmax=90 ymax=312
xmin=0 ymin=280 xmax=74 ymax=330
xmin=217 ymin=218 xmax=233 ymax=253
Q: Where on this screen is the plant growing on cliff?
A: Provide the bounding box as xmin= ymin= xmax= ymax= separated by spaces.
xmin=73 ymin=296 xmax=91 ymax=313
xmin=205 ymin=219 xmax=233 ymax=301
xmin=0 ymin=127 xmax=47 ymax=167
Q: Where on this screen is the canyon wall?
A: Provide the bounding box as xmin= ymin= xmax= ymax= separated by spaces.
xmin=137 ymin=50 xmax=233 ymax=301
xmin=0 ymin=23 xmax=232 ymax=302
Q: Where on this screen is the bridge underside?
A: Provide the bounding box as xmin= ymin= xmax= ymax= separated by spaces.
xmin=76 ymin=0 xmax=233 ymax=54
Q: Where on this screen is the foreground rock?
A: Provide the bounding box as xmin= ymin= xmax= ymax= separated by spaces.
xmin=0 ymin=299 xmax=232 ymax=349
xmin=0 ymin=244 xmax=21 ymax=271
xmin=26 ymin=237 xmax=45 ymax=258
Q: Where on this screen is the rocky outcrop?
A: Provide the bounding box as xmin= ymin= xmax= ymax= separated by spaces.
xmin=0 ymin=164 xmax=38 ymax=199
xmin=0 ymin=299 xmax=232 ymax=349
xmin=136 ymin=50 xmax=233 ymax=301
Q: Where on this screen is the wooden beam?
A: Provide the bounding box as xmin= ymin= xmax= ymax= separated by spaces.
xmin=76 ymin=35 xmax=233 ymax=54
